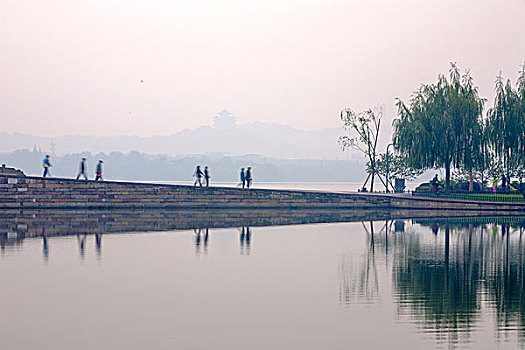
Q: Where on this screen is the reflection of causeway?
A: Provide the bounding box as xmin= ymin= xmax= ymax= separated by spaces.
xmin=0 ymin=208 xmax=520 ymax=242
xmin=340 ymin=218 xmax=525 ymax=345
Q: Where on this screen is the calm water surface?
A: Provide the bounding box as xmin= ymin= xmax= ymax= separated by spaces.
xmin=1 ymin=217 xmax=524 ymax=349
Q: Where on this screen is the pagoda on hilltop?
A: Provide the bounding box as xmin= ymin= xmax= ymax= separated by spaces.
xmin=213 ymin=109 xmax=237 ymax=129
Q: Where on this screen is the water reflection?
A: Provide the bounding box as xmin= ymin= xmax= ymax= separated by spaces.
xmin=340 ymin=222 xmax=381 ymax=304
xmin=95 ymin=233 xmax=102 ymax=259
xmin=342 ymin=217 xmax=525 ymax=346
xmin=193 ymin=228 xmax=210 ymax=255
xmin=239 ymin=226 xmax=252 ymax=255
xmin=42 ymin=233 xmax=48 ymax=263
xmin=1 ymin=208 xmax=515 ymax=242
xmin=2 ymin=209 xmax=525 ymax=348
xmin=5 ymin=207 xmax=459 ymax=260
xmin=192 ymin=226 xmax=253 ymax=256
xmin=76 ymin=234 xmax=87 ymax=260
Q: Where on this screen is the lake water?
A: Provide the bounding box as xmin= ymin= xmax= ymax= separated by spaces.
xmin=1 ymin=213 xmax=524 ymax=349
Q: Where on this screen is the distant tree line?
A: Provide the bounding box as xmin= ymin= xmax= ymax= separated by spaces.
xmin=393 ymin=62 xmax=525 ymax=191
xmin=0 ymin=149 xmax=367 ymax=182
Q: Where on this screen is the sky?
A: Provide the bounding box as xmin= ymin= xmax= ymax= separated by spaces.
xmin=1 ymin=0 xmax=525 ymax=140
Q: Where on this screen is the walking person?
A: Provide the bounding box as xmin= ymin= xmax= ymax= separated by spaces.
xmin=95 ymin=160 xmax=104 ymax=181
xmin=245 ymin=167 xmax=252 ymax=188
xmin=204 ymin=166 xmax=210 ymax=187
xmin=239 ymin=168 xmax=246 ymax=188
xmin=193 ymin=165 xmax=203 ymax=186
xmin=492 ymin=178 xmax=498 ymax=194
xmin=76 ymin=158 xmax=88 ymax=180
xmin=42 ymin=155 xmax=52 ymax=177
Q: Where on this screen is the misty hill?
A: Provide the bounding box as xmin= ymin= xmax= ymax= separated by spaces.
xmin=0 ymin=122 xmax=354 ymax=160
xmin=0 ymin=149 xmax=367 ymax=182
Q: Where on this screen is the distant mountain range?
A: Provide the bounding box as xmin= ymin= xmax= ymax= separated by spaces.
xmin=0 ymin=122 xmax=357 ymax=160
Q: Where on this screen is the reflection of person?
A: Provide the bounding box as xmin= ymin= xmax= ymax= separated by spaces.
xmin=95 ymin=233 xmax=102 ymax=258
xmin=42 ymin=155 xmax=52 ymax=177
xmin=246 ymin=167 xmax=252 ymax=188
xmin=194 ymin=228 xmax=207 ymax=255
xmin=245 ymin=226 xmax=251 ymax=246
xmin=76 ymin=158 xmax=88 ymax=180
xmin=95 ymin=160 xmax=104 ymax=181
xmin=239 ymin=226 xmax=251 ymax=255
xmin=203 ymin=228 xmax=209 ymax=253
xmin=77 ymin=234 xmax=87 ymax=259
xmin=42 ymin=233 xmax=49 ymax=261
xmin=194 ymin=228 xmax=201 ymax=246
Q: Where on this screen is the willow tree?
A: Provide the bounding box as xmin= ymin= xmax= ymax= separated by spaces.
xmin=486 ymin=70 xmax=522 ymax=184
xmin=340 ymin=105 xmax=382 ymax=192
xmin=393 ymin=63 xmax=484 ymax=190
xmin=452 ymin=68 xmax=485 ymax=190
xmin=515 ymin=63 xmax=525 ymax=184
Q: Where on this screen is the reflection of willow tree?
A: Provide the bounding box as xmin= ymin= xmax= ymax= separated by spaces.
xmin=339 ymin=221 xmax=392 ymax=304
xmin=481 ymin=223 xmax=525 ymax=339
xmin=393 ymin=224 xmax=481 ymax=343
xmin=394 ymin=219 xmax=525 ymax=343
xmin=339 ymin=218 xmax=525 ymax=344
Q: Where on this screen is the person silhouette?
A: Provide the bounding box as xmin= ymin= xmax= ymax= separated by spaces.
xmin=245 ymin=167 xmax=252 ymax=188
xmin=42 ymin=155 xmax=52 ymax=177
xmin=76 ymin=158 xmax=88 ymax=180
xmin=193 ymin=166 xmax=203 ymax=186
xmin=240 ymin=168 xmax=246 ymax=188
xmin=95 ymin=160 xmax=104 ymax=181
xmin=204 ymin=166 xmax=210 ymax=187
xmin=432 ymin=174 xmax=439 ymax=193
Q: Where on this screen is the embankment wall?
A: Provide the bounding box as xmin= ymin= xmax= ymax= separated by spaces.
xmin=0 ymin=175 xmax=524 ymax=211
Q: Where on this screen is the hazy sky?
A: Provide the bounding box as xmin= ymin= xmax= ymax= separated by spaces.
xmin=1 ymin=0 xmax=524 ymax=138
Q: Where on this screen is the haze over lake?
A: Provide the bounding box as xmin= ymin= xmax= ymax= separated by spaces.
xmin=2 ymin=1 xmax=525 ymax=349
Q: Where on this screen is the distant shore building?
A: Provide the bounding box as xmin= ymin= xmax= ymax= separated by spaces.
xmin=213 ymin=109 xmax=237 ymax=129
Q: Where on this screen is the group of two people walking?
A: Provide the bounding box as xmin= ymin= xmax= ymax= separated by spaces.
xmin=193 ymin=165 xmax=252 ymax=188
xmin=193 ymin=166 xmax=210 ymax=187
xmin=240 ymin=167 xmax=252 ymax=188
xmin=42 ymin=155 xmax=104 ymax=181
xmin=76 ymin=157 xmax=104 ymax=181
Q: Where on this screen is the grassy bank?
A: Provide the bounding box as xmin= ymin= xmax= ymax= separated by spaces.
xmin=413 ymin=192 xmax=525 ymax=203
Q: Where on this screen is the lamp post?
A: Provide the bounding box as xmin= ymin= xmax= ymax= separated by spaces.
xmin=386 ymin=143 xmax=393 ymax=193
